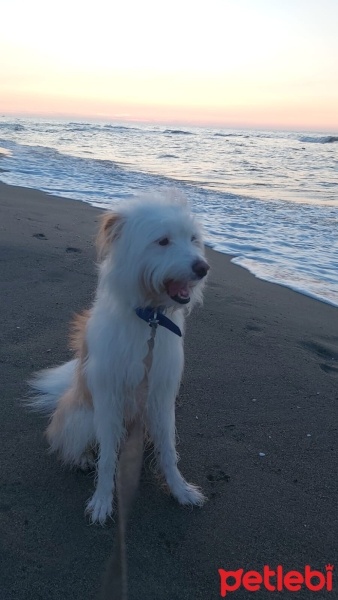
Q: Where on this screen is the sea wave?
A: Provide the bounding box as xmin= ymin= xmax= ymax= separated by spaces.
xmin=214 ymin=132 xmax=239 ymax=138
xmin=0 ymin=123 xmax=25 ymax=132
xmin=103 ymin=124 xmax=142 ymax=133
xmin=66 ymin=123 xmax=103 ymax=133
xmin=68 ymin=121 xmax=94 ymax=128
xmin=163 ymin=129 xmax=194 ymax=135
xmin=299 ymin=135 xmax=338 ymax=144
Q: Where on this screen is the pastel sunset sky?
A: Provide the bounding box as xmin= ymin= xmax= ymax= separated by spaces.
xmin=1 ymin=0 xmax=337 ymax=130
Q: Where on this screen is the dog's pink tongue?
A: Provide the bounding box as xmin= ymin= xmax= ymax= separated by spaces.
xmin=167 ymin=281 xmax=190 ymax=298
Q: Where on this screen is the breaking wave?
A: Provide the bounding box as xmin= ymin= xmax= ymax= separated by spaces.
xmin=299 ymin=135 xmax=338 ymax=144
xmin=163 ymin=129 xmax=194 ymax=135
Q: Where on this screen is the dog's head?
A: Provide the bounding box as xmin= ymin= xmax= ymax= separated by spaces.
xmin=97 ymin=192 xmax=209 ymax=310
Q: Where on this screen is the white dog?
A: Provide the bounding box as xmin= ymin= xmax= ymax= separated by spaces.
xmin=29 ymin=192 xmax=210 ymax=524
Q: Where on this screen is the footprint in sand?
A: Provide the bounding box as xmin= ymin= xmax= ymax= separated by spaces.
xmin=319 ymin=363 xmax=338 ymax=377
xmin=66 ymin=246 xmax=82 ymax=253
xmin=206 ymin=465 xmax=230 ymax=483
xmin=300 ymin=338 xmax=338 ymax=377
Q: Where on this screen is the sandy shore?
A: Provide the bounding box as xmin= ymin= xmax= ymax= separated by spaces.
xmin=1 ymin=181 xmax=337 ymax=599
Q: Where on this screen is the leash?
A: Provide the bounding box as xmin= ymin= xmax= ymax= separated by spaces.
xmin=100 ymin=308 xmax=182 ymax=598
xmin=100 ymin=322 xmax=157 ymax=600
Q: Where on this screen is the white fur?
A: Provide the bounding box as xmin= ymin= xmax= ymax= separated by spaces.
xmin=29 ymin=360 xmax=77 ymax=413
xmin=29 ymin=192 xmax=209 ymax=524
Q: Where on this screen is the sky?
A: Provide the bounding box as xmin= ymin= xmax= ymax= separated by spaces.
xmin=1 ymin=0 xmax=338 ymax=130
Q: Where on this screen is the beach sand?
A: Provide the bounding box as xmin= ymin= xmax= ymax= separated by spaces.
xmin=1 ymin=181 xmax=337 ymax=599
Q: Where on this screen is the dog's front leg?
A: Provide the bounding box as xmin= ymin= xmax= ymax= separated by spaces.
xmin=86 ymin=394 xmax=124 ymax=525
xmin=147 ymin=390 xmax=206 ymax=507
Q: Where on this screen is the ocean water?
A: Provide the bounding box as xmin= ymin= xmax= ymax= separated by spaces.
xmin=0 ymin=116 xmax=337 ymax=306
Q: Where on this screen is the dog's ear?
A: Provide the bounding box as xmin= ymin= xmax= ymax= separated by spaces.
xmin=96 ymin=212 xmax=123 ymax=260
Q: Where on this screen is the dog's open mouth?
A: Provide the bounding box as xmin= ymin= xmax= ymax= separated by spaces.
xmin=165 ymin=280 xmax=191 ymax=304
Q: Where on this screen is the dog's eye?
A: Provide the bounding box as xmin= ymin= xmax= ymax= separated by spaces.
xmin=191 ymin=235 xmax=197 ymax=242
xmin=158 ymin=237 xmax=170 ymax=246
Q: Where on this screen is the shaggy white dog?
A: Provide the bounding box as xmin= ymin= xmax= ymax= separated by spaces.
xmin=29 ymin=192 xmax=209 ymax=524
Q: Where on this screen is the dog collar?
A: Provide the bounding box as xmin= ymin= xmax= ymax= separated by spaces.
xmin=135 ymin=307 xmax=182 ymax=337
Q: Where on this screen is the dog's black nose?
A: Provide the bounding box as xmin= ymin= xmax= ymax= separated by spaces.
xmin=192 ymin=260 xmax=210 ymax=279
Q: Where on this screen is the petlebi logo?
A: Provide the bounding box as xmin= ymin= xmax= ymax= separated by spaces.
xmin=218 ymin=564 xmax=334 ymax=596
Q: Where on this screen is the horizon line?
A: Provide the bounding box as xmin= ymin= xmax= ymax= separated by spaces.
xmin=1 ymin=109 xmax=337 ymax=135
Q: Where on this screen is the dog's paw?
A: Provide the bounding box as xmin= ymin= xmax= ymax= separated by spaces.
xmin=173 ymin=481 xmax=207 ymax=507
xmin=85 ymin=491 xmax=114 ymax=525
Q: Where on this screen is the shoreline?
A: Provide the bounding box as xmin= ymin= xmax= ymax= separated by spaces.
xmin=1 ymin=181 xmax=337 ymax=599
xmin=1 ymin=179 xmax=337 ymax=309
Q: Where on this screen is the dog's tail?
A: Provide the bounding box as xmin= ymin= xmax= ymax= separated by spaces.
xmin=27 ymin=359 xmax=77 ymax=415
